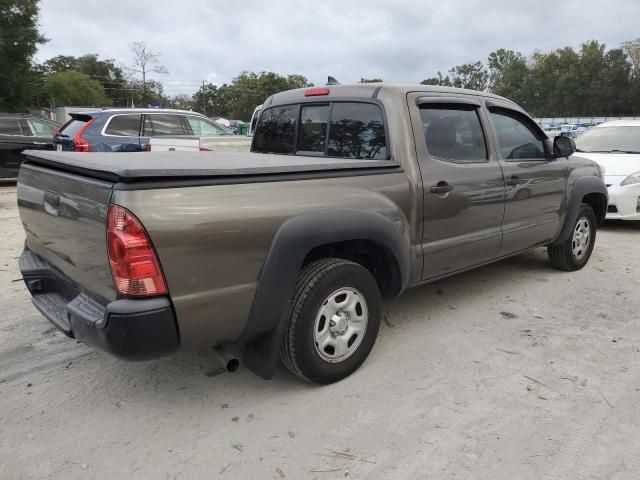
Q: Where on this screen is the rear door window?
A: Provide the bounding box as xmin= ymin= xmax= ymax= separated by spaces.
xmin=0 ymin=118 xmax=24 ymax=136
xmin=27 ymin=119 xmax=57 ymax=137
xmin=420 ymin=105 xmax=488 ymax=163
xmin=104 ymin=114 xmax=142 ymax=136
xmin=327 ymin=103 xmax=387 ymax=159
xmin=146 ymin=114 xmax=189 ymax=136
xmin=297 ymin=104 xmax=329 ymax=154
xmin=252 ymin=105 xmax=298 ymax=154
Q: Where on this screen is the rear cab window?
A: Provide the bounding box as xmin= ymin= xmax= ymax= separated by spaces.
xmin=104 ymin=114 xmax=142 ymax=137
xmin=252 ymin=105 xmax=298 ymax=154
xmin=252 ymin=101 xmax=388 ymax=159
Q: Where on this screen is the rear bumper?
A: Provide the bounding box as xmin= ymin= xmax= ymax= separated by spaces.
xmin=20 ymin=248 xmax=179 ymax=360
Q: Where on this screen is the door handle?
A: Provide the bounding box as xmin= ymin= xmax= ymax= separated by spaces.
xmin=506 ymin=175 xmax=523 ymax=186
xmin=43 ymin=191 xmax=60 ymax=216
xmin=429 ymin=181 xmax=454 ymax=194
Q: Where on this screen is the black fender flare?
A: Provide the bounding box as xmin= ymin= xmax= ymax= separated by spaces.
xmin=241 ymin=210 xmax=411 ymax=379
xmin=551 ymin=176 xmax=608 ymax=245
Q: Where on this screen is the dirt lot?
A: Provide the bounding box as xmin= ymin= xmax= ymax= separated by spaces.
xmin=1 ymin=183 xmax=639 ymax=480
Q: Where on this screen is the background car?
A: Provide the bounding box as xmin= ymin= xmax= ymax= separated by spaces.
xmin=0 ymin=113 xmax=59 ymax=180
xmin=54 ymin=108 xmax=236 ymax=153
xmin=575 ymin=119 xmax=640 ymax=220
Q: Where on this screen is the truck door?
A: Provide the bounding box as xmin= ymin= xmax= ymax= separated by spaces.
xmin=484 ymin=101 xmax=565 ymax=255
xmin=408 ymin=94 xmax=506 ymax=280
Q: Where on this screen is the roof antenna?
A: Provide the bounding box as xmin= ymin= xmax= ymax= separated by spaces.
xmin=327 ymin=76 xmax=341 ymax=85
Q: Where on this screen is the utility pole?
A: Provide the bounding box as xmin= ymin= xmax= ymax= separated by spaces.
xmin=202 ymin=80 xmax=207 ymax=116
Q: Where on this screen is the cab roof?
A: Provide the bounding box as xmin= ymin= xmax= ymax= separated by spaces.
xmin=266 ymin=83 xmax=519 ymax=108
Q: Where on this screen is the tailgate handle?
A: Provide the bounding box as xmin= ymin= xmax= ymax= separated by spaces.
xmin=43 ymin=191 xmax=60 ymax=216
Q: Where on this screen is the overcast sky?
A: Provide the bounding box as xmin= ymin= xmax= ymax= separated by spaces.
xmin=35 ymin=0 xmax=640 ymax=96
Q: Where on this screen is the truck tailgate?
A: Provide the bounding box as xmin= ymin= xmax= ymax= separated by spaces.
xmin=17 ymin=163 xmax=116 ymax=303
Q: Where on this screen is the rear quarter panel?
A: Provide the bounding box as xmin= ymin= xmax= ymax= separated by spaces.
xmin=112 ymin=172 xmax=413 ymax=348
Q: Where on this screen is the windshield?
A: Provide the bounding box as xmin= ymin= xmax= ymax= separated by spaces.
xmin=576 ymin=126 xmax=640 ymax=153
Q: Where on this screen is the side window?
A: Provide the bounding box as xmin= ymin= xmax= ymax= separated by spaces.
xmin=147 ymin=115 xmax=188 ymax=136
xmin=104 ymin=115 xmax=142 ymax=136
xmin=327 ymin=103 xmax=387 ymax=159
xmin=297 ymin=104 xmax=329 ymax=153
xmin=187 ymin=116 xmax=227 ymax=136
xmin=420 ymin=105 xmax=487 ymax=163
xmin=489 ymin=109 xmax=545 ymax=160
xmin=252 ymin=105 xmax=298 ymax=154
xmin=0 ymin=118 xmax=24 ymax=136
xmin=27 ymin=119 xmax=57 ymax=137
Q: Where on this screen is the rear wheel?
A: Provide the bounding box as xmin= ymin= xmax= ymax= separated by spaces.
xmin=280 ymin=258 xmax=381 ymax=384
xmin=547 ymin=203 xmax=597 ymax=271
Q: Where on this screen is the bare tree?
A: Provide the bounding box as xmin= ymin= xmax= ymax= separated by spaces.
xmin=128 ymin=41 xmax=168 ymax=105
xmin=623 ymin=39 xmax=640 ymax=79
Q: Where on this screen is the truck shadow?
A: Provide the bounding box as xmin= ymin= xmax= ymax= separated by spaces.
xmin=62 ymin=247 xmax=560 ymax=396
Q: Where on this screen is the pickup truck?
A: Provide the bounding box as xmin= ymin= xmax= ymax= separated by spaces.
xmin=17 ymin=83 xmax=608 ymax=384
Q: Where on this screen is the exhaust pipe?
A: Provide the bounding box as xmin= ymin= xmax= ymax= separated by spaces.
xmin=211 ymin=346 xmax=240 ymax=373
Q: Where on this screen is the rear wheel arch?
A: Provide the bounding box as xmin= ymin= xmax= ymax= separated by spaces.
xmin=241 ymin=210 xmax=411 ymax=379
xmin=302 ymin=238 xmax=402 ymax=299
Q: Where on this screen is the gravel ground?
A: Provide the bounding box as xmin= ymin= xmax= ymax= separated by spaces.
xmin=1 ymin=183 xmax=639 ymax=480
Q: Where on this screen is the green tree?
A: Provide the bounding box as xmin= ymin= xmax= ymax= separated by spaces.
xmin=193 ymin=71 xmax=312 ymax=120
xmin=360 ymin=78 xmax=383 ymax=83
xmin=43 ymin=71 xmax=111 ymax=106
xmin=0 ymin=0 xmax=46 ymax=111
xmin=622 ymin=38 xmax=640 ymax=112
xmin=448 ymin=62 xmax=489 ymax=91
xmin=487 ymin=49 xmax=529 ymax=106
xmin=40 ymin=54 xmax=129 ymax=106
xmin=603 ymin=48 xmax=632 ymax=115
xmin=421 ymin=72 xmax=452 ymax=86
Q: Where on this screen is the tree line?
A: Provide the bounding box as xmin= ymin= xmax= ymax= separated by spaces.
xmin=2 ymin=0 xmax=640 ymax=120
xmin=421 ymin=40 xmax=640 ymax=117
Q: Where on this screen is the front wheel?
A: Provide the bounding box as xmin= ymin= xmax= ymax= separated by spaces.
xmin=280 ymin=258 xmax=381 ymax=384
xmin=547 ymin=203 xmax=597 ymax=271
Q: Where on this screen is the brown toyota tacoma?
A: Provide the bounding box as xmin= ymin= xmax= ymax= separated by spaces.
xmin=17 ymin=84 xmax=607 ymax=384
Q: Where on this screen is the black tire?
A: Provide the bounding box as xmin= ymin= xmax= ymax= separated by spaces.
xmin=547 ymin=203 xmax=597 ymax=271
xmin=280 ymin=258 xmax=382 ymax=384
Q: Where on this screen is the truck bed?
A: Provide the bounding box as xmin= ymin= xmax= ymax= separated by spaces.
xmin=22 ymin=150 xmax=400 ymax=183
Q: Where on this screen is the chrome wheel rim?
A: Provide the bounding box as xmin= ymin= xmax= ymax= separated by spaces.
xmin=313 ymin=288 xmax=368 ymax=363
xmin=572 ymin=216 xmax=591 ymax=260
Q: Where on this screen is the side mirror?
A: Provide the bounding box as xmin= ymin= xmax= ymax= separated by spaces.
xmin=553 ymin=135 xmax=576 ymax=158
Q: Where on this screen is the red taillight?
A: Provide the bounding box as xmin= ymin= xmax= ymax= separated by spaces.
xmin=72 ymin=118 xmax=94 ymax=152
xmin=107 ymin=204 xmax=167 ymax=297
xmin=304 ymin=87 xmax=330 ymax=97
xmin=199 ymin=146 xmax=213 ymax=151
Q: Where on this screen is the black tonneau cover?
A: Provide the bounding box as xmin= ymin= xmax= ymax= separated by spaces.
xmin=22 ymin=150 xmax=400 ymax=183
